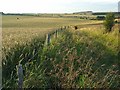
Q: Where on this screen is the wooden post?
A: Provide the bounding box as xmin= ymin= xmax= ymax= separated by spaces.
xmin=55 ymin=30 xmax=58 ymax=38
xmin=46 ymin=34 xmax=50 ymax=45
xmin=17 ymin=64 xmax=23 ymax=90
xmin=65 ymin=26 xmax=66 ymax=29
xmin=61 ymin=27 xmax=62 ymax=31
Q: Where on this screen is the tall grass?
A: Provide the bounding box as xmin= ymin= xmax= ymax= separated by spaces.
xmin=2 ymin=25 xmax=119 ymax=88
xmin=2 ymin=15 xmax=119 ymax=89
xmin=2 ymin=15 xmax=102 ymax=49
xmin=37 ymin=28 xmax=119 ymax=88
xmin=2 ymin=37 xmax=45 ymax=88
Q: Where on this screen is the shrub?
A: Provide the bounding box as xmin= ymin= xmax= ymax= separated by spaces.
xmin=97 ymin=16 xmax=105 ymax=20
xmin=104 ymin=13 xmax=115 ymax=32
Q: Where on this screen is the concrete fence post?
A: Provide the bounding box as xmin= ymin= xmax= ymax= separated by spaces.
xmin=17 ymin=64 xmax=23 ymax=90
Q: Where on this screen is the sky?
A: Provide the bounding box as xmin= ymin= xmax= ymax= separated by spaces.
xmin=0 ymin=0 xmax=119 ymax=13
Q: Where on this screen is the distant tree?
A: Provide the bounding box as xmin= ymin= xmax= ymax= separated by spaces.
xmin=104 ymin=13 xmax=115 ymax=32
xmin=97 ymin=16 xmax=105 ymax=20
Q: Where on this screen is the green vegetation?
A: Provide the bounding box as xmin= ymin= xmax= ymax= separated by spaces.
xmin=104 ymin=13 xmax=115 ymax=32
xmin=2 ymin=15 xmax=119 ymax=88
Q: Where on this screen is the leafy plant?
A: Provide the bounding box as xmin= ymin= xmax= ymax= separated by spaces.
xmin=104 ymin=13 xmax=115 ymax=32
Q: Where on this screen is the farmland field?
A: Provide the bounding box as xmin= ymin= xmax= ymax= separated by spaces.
xmin=2 ymin=15 xmax=119 ymax=88
xmin=2 ymin=15 xmax=102 ymax=49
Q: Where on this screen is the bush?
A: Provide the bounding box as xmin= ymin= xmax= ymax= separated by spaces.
xmin=97 ymin=16 xmax=105 ymax=20
xmin=104 ymin=13 xmax=115 ymax=32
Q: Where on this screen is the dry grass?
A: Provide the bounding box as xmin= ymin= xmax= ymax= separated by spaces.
xmin=2 ymin=15 xmax=102 ymax=49
xmin=2 ymin=15 xmax=119 ymax=88
xmin=23 ymin=26 xmax=119 ymax=88
xmin=3 ymin=28 xmax=54 ymax=49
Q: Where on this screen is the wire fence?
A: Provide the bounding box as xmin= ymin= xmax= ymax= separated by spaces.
xmin=15 ymin=25 xmax=70 ymax=89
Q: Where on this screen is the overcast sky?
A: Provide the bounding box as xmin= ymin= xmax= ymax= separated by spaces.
xmin=0 ymin=0 xmax=119 ymax=13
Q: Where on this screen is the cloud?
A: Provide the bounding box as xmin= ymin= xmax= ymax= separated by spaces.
xmin=0 ymin=0 xmax=119 ymax=13
xmin=83 ymin=0 xmax=118 ymax=3
xmin=52 ymin=0 xmax=119 ymax=3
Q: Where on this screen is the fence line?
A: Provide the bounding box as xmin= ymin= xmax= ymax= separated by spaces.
xmin=45 ymin=26 xmax=69 ymax=46
xmin=16 ymin=25 xmax=69 ymax=89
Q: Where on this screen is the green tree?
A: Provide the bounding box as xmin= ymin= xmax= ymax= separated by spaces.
xmin=104 ymin=13 xmax=115 ymax=32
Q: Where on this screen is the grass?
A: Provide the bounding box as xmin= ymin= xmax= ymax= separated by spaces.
xmin=2 ymin=15 xmax=119 ymax=88
xmin=2 ymin=15 xmax=101 ymax=49
xmin=0 ymin=44 xmax=1 ymax=88
xmin=37 ymin=26 xmax=119 ymax=88
xmin=0 ymin=67 xmax=1 ymax=88
xmin=3 ymin=15 xmax=99 ymax=28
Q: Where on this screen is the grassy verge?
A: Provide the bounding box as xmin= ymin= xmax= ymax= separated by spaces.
xmin=2 ymin=26 xmax=119 ymax=88
xmin=37 ymin=28 xmax=119 ymax=88
xmin=2 ymin=36 xmax=45 ymax=88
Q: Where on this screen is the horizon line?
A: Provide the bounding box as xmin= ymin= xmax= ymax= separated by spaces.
xmin=1 ymin=11 xmax=119 ymax=14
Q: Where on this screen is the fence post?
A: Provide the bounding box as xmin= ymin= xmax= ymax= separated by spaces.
xmin=61 ymin=27 xmax=62 ymax=31
xmin=17 ymin=64 xmax=23 ymax=90
xmin=68 ymin=26 xmax=69 ymax=28
xmin=64 ymin=26 xmax=66 ymax=29
xmin=55 ymin=30 xmax=58 ymax=38
xmin=46 ymin=34 xmax=50 ymax=45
